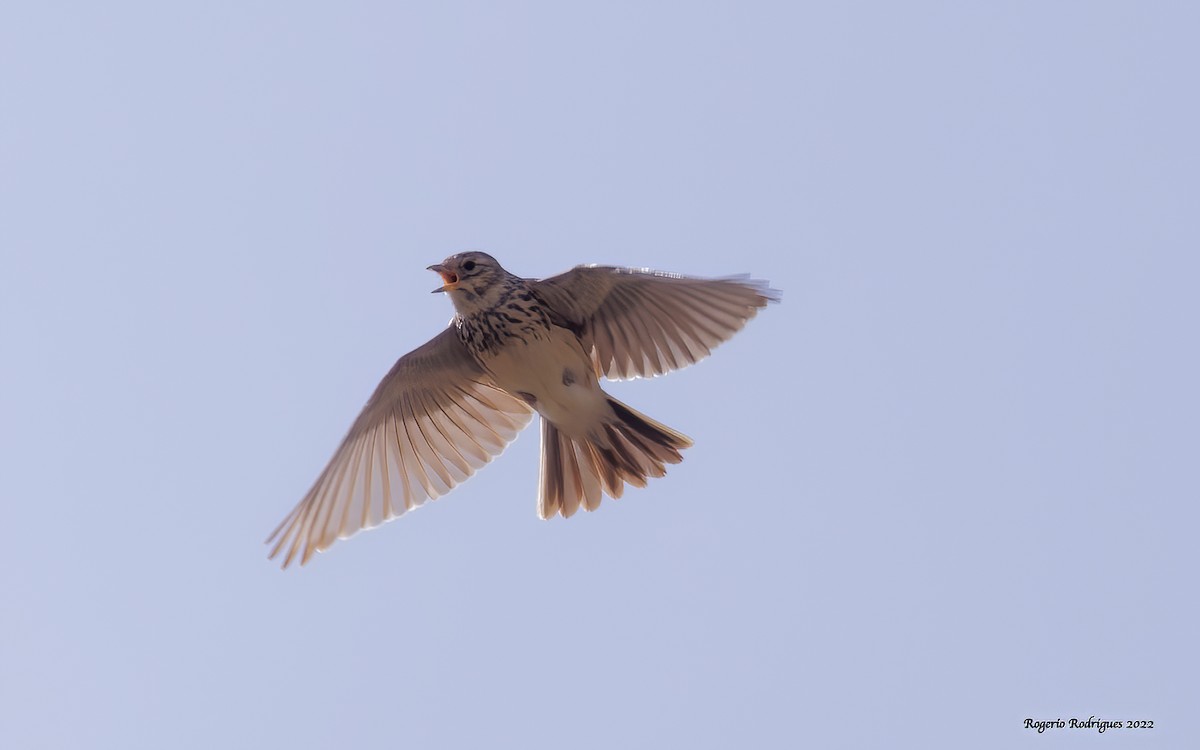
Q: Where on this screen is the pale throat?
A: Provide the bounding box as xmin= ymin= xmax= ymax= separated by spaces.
xmin=448 ymin=273 xmax=522 ymax=317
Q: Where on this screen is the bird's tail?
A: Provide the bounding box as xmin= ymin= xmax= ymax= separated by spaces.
xmin=538 ymin=396 xmax=693 ymax=519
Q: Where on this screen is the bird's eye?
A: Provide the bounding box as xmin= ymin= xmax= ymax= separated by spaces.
xmin=463 ymin=261 xmax=477 ymax=272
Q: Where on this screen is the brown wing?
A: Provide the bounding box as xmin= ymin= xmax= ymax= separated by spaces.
xmin=267 ymin=327 xmax=533 ymax=568
xmin=533 ymin=265 xmax=780 ymax=380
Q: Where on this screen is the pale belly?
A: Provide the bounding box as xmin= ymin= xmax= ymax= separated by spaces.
xmin=478 ymin=325 xmax=607 ymax=437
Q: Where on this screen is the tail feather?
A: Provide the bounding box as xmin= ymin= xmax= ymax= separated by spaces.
xmin=574 ymin=440 xmax=603 ymax=512
xmin=538 ymin=396 xmax=693 ymax=519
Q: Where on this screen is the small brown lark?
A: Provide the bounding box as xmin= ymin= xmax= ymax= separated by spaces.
xmin=268 ymin=252 xmax=779 ymax=567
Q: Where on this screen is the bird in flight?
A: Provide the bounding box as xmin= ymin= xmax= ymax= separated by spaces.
xmin=268 ymin=252 xmax=779 ymax=567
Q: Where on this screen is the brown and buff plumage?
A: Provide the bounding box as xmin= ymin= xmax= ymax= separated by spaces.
xmin=267 ymin=252 xmax=778 ymax=567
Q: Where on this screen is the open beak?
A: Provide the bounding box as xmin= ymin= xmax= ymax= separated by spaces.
xmin=427 ymin=263 xmax=460 ymax=293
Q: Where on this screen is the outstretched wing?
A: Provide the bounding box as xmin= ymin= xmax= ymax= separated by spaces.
xmin=534 ymin=265 xmax=779 ymax=380
xmin=267 ymin=327 xmax=533 ymax=567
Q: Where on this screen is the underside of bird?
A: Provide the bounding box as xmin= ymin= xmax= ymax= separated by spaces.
xmin=537 ymin=395 xmax=693 ymax=519
xmin=268 ymin=254 xmax=778 ymax=568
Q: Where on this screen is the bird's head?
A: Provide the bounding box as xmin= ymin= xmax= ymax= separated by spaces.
xmin=428 ymin=251 xmax=515 ymax=315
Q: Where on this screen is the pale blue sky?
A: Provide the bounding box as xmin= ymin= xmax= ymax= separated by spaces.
xmin=2 ymin=2 xmax=1197 ymax=748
